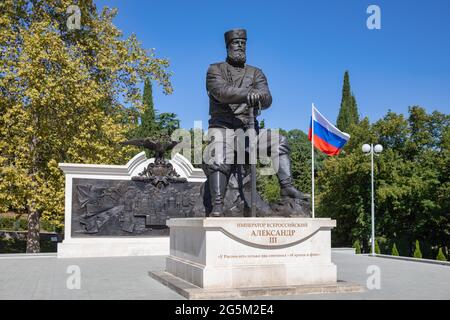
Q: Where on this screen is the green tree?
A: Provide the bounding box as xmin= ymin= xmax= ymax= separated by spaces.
xmin=258 ymin=129 xmax=325 ymax=203
xmin=436 ymin=248 xmax=447 ymax=261
xmin=259 ymin=119 xmax=266 ymax=129
xmin=258 ymin=174 xmax=280 ymax=203
xmin=391 ymin=243 xmax=400 ymax=256
xmin=317 ymin=107 xmax=449 ymax=256
xmin=336 ymin=71 xmax=359 ymax=133
xmin=316 ymin=118 xmax=375 ymax=249
xmin=413 ymin=240 xmax=422 ymax=259
xmin=0 ymin=0 xmax=172 ymax=252
xmin=286 ymin=129 xmax=326 ymax=194
xmin=157 ymin=112 xmax=180 ymax=136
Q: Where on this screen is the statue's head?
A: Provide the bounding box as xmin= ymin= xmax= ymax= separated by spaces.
xmin=224 ymin=29 xmax=247 ymax=66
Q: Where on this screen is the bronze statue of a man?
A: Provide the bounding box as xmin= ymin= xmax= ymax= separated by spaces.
xmin=205 ymin=29 xmax=308 ymax=217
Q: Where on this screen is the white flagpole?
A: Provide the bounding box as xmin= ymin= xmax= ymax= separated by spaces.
xmin=311 ymin=103 xmax=315 ymax=218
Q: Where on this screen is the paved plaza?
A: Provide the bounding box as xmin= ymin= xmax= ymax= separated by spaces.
xmin=0 ymin=252 xmax=449 ymax=300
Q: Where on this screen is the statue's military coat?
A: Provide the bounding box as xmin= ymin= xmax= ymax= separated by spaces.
xmin=206 ymin=62 xmax=272 ymax=128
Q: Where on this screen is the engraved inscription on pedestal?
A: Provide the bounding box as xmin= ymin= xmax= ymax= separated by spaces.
xmin=219 ymin=220 xmax=331 ymax=247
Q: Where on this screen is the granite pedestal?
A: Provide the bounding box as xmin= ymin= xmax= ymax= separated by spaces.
xmin=150 ymin=217 xmax=363 ymax=298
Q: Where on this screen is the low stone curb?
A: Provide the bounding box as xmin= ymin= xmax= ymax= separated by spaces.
xmin=367 ymin=253 xmax=450 ymax=266
xmin=0 ymin=252 xmax=57 ymax=259
xmin=332 ymin=248 xmax=356 ymax=254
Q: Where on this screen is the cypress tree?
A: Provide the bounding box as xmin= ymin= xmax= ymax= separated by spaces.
xmin=350 ymin=94 xmax=359 ymax=125
xmin=436 ymin=248 xmax=447 ymax=261
xmin=137 ymin=77 xmax=157 ymax=138
xmin=130 ymin=77 xmax=160 ymax=158
xmin=391 ymin=243 xmax=400 ymax=256
xmin=375 ymin=239 xmax=381 ymax=254
xmin=413 ymin=240 xmax=422 ymax=259
xmin=336 ymin=71 xmax=359 ymax=132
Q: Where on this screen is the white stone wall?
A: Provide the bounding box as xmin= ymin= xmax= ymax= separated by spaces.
xmin=57 ymin=152 xmax=206 ymax=258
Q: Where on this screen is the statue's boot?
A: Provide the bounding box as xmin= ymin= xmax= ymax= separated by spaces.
xmin=209 ymin=171 xmax=228 ymax=217
xmin=276 ymin=154 xmax=310 ymax=200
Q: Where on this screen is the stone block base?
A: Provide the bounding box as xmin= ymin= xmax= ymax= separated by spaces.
xmin=166 ymin=256 xmax=337 ymax=289
xmin=149 ymin=271 xmax=364 ymax=299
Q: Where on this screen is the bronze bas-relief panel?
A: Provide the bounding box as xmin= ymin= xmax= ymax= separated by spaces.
xmin=71 ymin=178 xmax=204 ymax=237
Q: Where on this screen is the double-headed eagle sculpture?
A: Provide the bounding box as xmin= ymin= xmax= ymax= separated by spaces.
xmin=120 ymin=137 xmax=186 ymax=187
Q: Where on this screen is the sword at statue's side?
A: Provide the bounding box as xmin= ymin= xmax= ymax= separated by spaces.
xmin=247 ymin=100 xmax=261 ymax=217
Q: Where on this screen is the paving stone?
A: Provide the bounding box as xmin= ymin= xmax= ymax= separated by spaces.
xmin=0 ymin=253 xmax=448 ymax=299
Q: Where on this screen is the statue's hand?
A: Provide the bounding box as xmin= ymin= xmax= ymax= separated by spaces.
xmin=247 ymin=91 xmax=262 ymax=108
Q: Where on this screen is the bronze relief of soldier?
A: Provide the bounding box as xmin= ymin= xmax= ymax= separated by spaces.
xmin=204 ymin=29 xmax=310 ymax=217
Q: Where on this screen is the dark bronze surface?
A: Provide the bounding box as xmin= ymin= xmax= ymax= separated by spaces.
xmin=203 ymin=29 xmax=311 ymax=217
xmin=71 ymin=178 xmax=204 ymax=237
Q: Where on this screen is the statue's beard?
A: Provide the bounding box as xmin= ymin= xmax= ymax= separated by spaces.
xmin=227 ymin=49 xmax=246 ymax=66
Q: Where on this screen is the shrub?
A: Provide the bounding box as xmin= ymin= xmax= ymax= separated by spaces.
xmin=0 ymin=236 xmax=58 ymax=253
xmin=413 ymin=240 xmax=422 ymax=259
xmin=374 ymin=239 xmax=381 ymax=254
xmin=436 ymin=248 xmax=447 ymax=261
xmin=391 ymin=243 xmax=399 ymax=256
xmin=353 ymin=240 xmax=361 ymax=254
xmin=0 ymin=238 xmax=26 ymax=253
xmin=0 ymin=215 xmax=61 ymax=232
xmin=0 ymin=216 xmax=27 ymax=231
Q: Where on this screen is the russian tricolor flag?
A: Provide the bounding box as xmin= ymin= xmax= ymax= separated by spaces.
xmin=308 ymin=105 xmax=350 ymax=156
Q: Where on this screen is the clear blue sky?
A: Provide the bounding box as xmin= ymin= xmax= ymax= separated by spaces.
xmin=95 ymin=0 xmax=450 ymax=133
